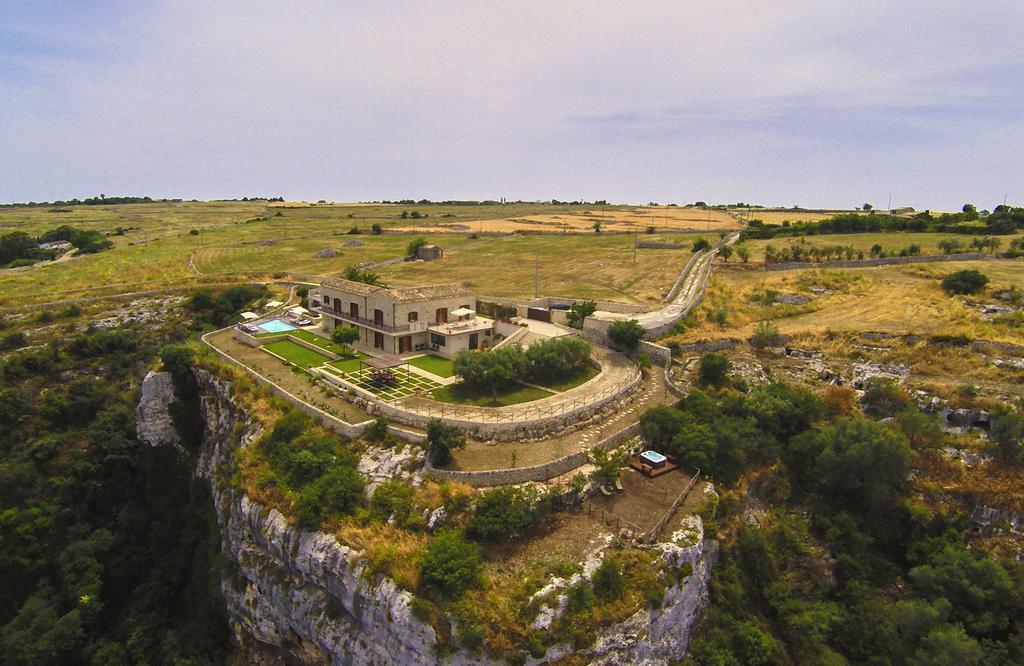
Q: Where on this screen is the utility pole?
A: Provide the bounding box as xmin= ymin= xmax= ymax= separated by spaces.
xmin=887 ymin=193 xmax=892 ymax=214
xmin=534 ymin=248 xmax=540 ymax=298
xmin=633 ymin=226 xmax=638 ymax=264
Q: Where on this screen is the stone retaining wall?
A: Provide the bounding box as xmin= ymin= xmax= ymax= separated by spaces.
xmin=427 ymin=421 xmax=642 ymax=487
xmin=726 ymin=252 xmax=994 ymax=272
xmin=639 ymin=340 xmax=672 ymax=366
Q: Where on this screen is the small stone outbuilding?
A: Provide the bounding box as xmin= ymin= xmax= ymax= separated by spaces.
xmin=416 ymin=244 xmax=443 ymax=261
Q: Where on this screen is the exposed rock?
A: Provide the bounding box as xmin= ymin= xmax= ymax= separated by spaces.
xmin=343 ymin=239 xmax=365 ymax=247
xmin=136 ymin=371 xmax=179 ymax=447
xmin=357 ymin=444 xmax=425 ymax=484
xmin=971 ymin=505 xmax=1023 ymax=535
xmin=992 ymin=357 xmax=1024 ymax=371
xmin=315 ymin=248 xmax=341 ymax=258
xmin=774 ymin=293 xmax=811 ymax=305
xmin=426 ymin=507 xmax=446 ymax=531
xmin=851 ymin=361 xmax=909 ymax=389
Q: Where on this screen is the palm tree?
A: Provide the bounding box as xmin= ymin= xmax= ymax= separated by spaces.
xmin=342 ymin=266 xmax=383 ymax=286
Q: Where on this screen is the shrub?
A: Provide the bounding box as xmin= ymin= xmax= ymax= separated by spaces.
xmin=426 ymin=418 xmax=466 ymax=466
xmin=363 ymin=416 xmax=389 ymax=442
xmin=606 ymin=319 xmax=646 ymax=351
xmin=0 ymin=331 xmax=27 ymax=351
xmin=592 ymin=559 xmax=624 ymax=600
xmin=565 ymin=582 xmax=595 ymax=613
xmin=467 ymin=486 xmax=540 ymax=541
xmin=692 ymin=238 xmax=712 ymax=252
xmin=418 ymin=531 xmax=482 ymax=599
xmin=525 ymin=335 xmax=591 ymax=382
xmin=750 ymin=321 xmax=784 ymax=349
xmin=370 ymin=223 xmax=382 ymax=235
xmin=698 ymin=353 xmax=731 ymax=386
xmin=861 ymin=377 xmax=911 ymax=418
xmin=941 ymin=269 xmax=988 ymax=295
xmin=295 ymin=465 xmax=365 ymax=529
xmin=407 ymin=236 xmax=428 ymax=258
xmin=370 ymin=479 xmax=415 ymax=524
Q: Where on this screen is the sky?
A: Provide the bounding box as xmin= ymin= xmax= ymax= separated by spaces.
xmin=1 ymin=1 xmax=1022 ymax=210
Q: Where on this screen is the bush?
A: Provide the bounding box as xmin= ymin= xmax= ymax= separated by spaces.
xmin=698 ymin=353 xmax=731 ymax=386
xmin=370 ymin=223 xmax=382 ymax=235
xmin=592 ymin=559 xmax=624 ymax=600
xmin=363 ymin=416 xmax=389 ymax=443
xmin=525 ymin=335 xmax=591 ymax=382
xmin=565 ymin=582 xmax=595 ymax=613
xmin=750 ymin=321 xmax=784 ymax=348
xmin=606 ymin=319 xmax=646 ymax=351
xmin=467 ymin=486 xmax=541 ymax=541
xmin=295 ymin=465 xmax=365 ymax=529
xmin=407 ymin=236 xmax=428 ymax=258
xmin=370 ymin=479 xmax=415 ymax=525
xmin=418 ymin=531 xmax=482 ymax=599
xmin=426 ymin=418 xmax=466 ymax=466
xmin=941 ymin=269 xmax=988 ymax=295
xmin=861 ymin=377 xmax=911 ymax=418
xmin=0 ymin=331 xmax=27 ymax=351
xmin=692 ymin=238 xmax=712 ymax=252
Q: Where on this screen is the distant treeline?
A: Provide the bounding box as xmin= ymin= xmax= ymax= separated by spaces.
xmin=741 ymin=206 xmax=1024 ymax=241
xmin=0 ymin=195 xmax=173 ymax=208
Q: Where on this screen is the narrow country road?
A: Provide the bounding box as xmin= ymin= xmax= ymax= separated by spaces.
xmin=591 ymin=232 xmax=739 ymax=332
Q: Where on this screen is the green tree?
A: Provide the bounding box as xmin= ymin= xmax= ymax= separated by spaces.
xmin=692 ymin=238 xmax=712 ymax=252
xmin=592 ymin=220 xmax=602 ymax=234
xmin=589 ymin=447 xmax=627 ymax=488
xmin=342 ymin=266 xmax=384 ymax=285
xmin=736 ymin=245 xmax=751 ymax=263
xmin=467 ymin=486 xmax=540 ymax=541
xmin=407 ymin=236 xmax=428 ymax=257
xmin=331 ymin=324 xmax=360 ymax=352
xmin=592 ymin=559 xmax=624 ymax=599
xmin=419 ymin=531 xmax=482 ymax=599
xmin=566 ymin=300 xmax=597 ymax=328
xmin=453 ymin=346 xmax=528 ymax=402
xmin=371 ymin=223 xmax=382 ymax=234
xmin=606 ymin=319 xmax=646 ymax=351
xmin=426 ymin=418 xmax=466 ymax=466
xmin=718 ymin=245 xmax=733 ymax=262
xmin=698 ymin=353 xmax=731 ymax=386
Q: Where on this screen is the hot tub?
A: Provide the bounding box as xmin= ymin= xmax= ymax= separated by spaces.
xmin=639 ymin=450 xmax=667 ymax=467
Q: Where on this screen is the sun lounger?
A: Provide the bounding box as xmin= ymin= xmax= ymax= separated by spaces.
xmin=615 ymin=479 xmax=624 ymax=492
xmin=600 ymin=485 xmax=614 ymax=496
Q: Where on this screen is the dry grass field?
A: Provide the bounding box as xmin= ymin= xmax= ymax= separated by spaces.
xmin=378 ymin=233 xmax=692 ymax=303
xmin=739 ymin=209 xmax=844 ymax=225
xmin=666 ymin=259 xmax=1024 ymax=345
xmin=0 ymin=201 xmax=703 ymax=307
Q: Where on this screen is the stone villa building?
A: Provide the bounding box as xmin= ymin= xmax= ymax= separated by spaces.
xmin=309 ymin=278 xmax=494 ymax=357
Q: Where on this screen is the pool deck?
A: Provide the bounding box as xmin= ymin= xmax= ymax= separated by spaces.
xmin=629 ymin=454 xmax=678 ymax=478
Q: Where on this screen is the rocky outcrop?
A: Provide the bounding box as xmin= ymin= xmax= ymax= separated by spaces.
xmin=139 ymin=368 xmax=715 ymax=665
xmin=190 ymin=369 xmax=439 ymax=665
xmin=136 ymin=371 xmax=179 ymax=447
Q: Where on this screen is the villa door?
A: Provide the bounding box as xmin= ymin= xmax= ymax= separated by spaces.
xmin=374 ymin=309 xmax=384 ymax=327
xmin=374 ymin=332 xmax=384 ymax=349
xmin=436 ymin=307 xmax=448 ymax=324
xmin=399 ymin=336 xmax=412 ymax=353
xmin=468 ymin=333 xmax=479 ymax=350
xmin=349 ymin=302 xmax=359 ymax=319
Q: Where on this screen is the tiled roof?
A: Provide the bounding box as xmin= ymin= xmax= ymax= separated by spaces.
xmin=320 ymin=277 xmax=382 ymax=295
xmin=382 ymin=283 xmax=474 ymax=303
xmin=319 ymin=278 xmax=473 ymax=303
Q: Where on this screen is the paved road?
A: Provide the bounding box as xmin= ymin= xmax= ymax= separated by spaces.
xmin=591 ymin=232 xmax=739 ymax=332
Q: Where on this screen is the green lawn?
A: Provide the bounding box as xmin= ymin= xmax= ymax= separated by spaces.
xmin=407 ymin=354 xmax=456 ymax=378
xmin=262 ymin=340 xmax=333 ymax=369
xmin=531 ymin=364 xmax=600 ymax=392
xmin=325 ymin=353 xmax=371 ymax=374
xmin=432 ymin=381 xmax=554 ymax=407
xmin=255 ymin=328 xmax=354 ymax=355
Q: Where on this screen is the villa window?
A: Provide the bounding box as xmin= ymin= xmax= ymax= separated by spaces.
xmin=408 ymin=311 xmax=418 ymax=322
xmin=435 ymin=307 xmax=448 ymax=324
xmin=430 ymin=333 xmax=446 ymax=347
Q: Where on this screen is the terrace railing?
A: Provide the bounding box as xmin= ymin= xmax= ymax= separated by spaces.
xmin=312 ymin=304 xmax=427 ymax=334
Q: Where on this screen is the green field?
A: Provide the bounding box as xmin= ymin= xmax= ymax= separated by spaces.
xmin=324 ymin=354 xmax=371 ymax=374
xmin=432 ymin=381 xmax=554 ymax=407
xmin=262 ymin=340 xmax=333 ymax=369
xmin=406 ymin=354 xmax=456 ymax=378
xmin=257 ymin=328 xmax=356 ymax=356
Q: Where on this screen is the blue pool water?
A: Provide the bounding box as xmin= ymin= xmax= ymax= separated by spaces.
xmin=258 ymin=319 xmax=298 ymax=333
xmin=640 ymin=450 xmax=667 ymax=466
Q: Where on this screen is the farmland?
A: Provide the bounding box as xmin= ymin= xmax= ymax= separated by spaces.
xmin=730 ymin=231 xmax=1024 ymax=263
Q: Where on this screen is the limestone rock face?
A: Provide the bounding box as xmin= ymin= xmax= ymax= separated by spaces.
xmin=141 ymin=366 xmax=716 ymax=665
xmin=190 ymin=369 xmax=440 ymax=665
xmin=136 ymin=371 xmax=179 ymax=447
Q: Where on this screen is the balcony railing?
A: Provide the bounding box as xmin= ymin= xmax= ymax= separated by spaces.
xmin=313 ymin=304 xmax=427 ymax=334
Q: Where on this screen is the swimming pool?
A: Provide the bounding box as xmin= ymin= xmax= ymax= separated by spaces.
xmin=258 ymin=319 xmax=298 ymax=334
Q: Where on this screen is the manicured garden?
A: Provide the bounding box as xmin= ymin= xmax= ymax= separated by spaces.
xmin=256 ymin=328 xmax=353 ymax=356
xmin=407 ymin=354 xmax=456 ymax=378
xmin=340 ymin=366 xmax=442 ymax=401
xmin=325 ymin=353 xmax=371 ymax=374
